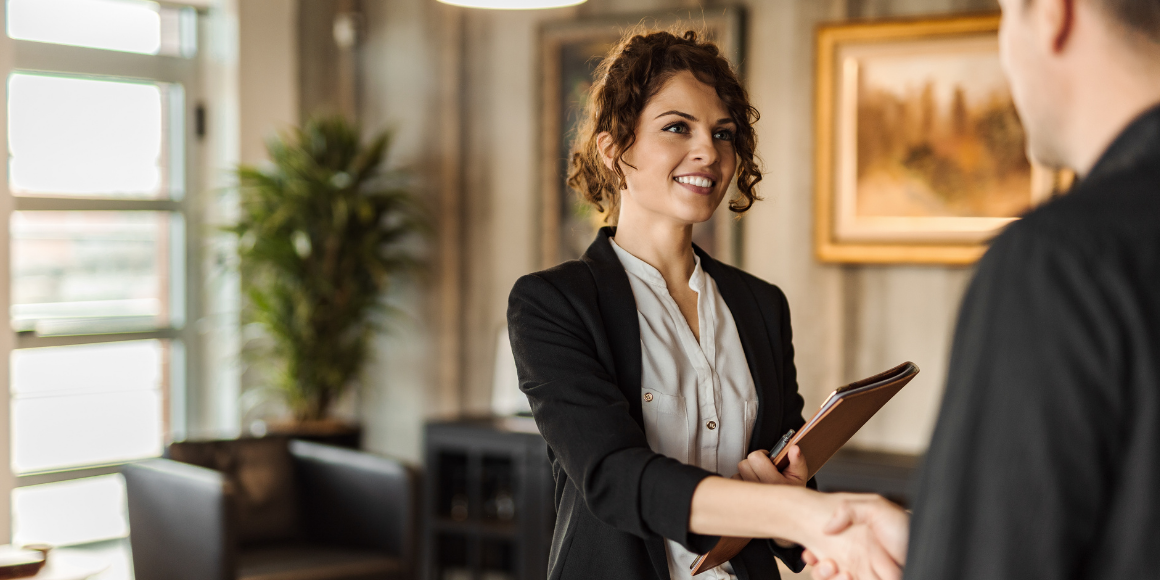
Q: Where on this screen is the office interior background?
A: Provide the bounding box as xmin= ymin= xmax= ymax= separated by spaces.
xmin=0 ymin=0 xmax=1012 ymax=578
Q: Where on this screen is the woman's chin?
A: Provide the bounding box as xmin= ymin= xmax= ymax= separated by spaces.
xmin=665 ymin=211 xmax=717 ymax=227
xmin=677 ymin=203 xmax=722 ymax=225
xmin=628 ymin=194 xmax=722 ymax=226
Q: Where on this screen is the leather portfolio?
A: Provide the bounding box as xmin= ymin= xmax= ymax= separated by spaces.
xmin=690 ymin=361 xmax=920 ymax=575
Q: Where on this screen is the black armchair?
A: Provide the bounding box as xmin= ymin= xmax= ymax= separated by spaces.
xmin=124 ymin=438 xmax=417 ymax=580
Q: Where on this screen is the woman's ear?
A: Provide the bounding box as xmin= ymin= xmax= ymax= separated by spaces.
xmin=596 ymin=132 xmax=617 ymax=171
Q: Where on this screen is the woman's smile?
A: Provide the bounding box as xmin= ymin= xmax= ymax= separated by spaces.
xmin=601 ymin=70 xmax=738 ymax=226
xmin=674 ymin=173 xmax=719 ymax=195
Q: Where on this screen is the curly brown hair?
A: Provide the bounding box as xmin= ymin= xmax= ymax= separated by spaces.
xmin=567 ymin=28 xmax=762 ymax=217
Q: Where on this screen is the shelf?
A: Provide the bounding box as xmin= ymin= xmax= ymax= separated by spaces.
xmin=433 ymin=518 xmax=519 ymax=538
xmin=424 ymin=418 xmax=554 ymax=580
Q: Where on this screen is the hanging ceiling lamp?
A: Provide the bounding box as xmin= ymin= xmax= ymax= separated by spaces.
xmin=437 ymin=0 xmax=586 ymax=8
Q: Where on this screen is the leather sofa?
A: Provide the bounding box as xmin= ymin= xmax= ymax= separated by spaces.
xmin=123 ymin=437 xmax=417 ymax=580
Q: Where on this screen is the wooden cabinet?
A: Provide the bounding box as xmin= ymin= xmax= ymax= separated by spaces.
xmin=423 ymin=417 xmax=554 ymax=580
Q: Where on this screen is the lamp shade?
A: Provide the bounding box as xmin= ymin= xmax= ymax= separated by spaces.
xmin=437 ymin=0 xmax=586 ymax=8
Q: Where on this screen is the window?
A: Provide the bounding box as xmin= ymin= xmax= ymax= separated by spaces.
xmin=6 ymin=0 xmax=196 ymax=57
xmin=11 ymin=341 xmax=167 ymax=473
xmin=8 ymin=73 xmax=180 ymax=199
xmin=3 ymin=0 xmax=202 ymax=549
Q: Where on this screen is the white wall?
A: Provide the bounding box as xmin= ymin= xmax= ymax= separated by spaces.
xmin=358 ymin=0 xmax=464 ymax=463
xmin=195 ymin=0 xmax=298 ymax=437
xmin=238 ymin=0 xmax=299 ymax=166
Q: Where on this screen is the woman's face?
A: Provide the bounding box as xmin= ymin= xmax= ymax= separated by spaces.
xmin=602 ymin=70 xmax=738 ymax=227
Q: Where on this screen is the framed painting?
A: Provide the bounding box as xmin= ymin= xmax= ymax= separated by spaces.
xmin=814 ymin=14 xmax=1072 ymax=265
xmin=539 ymin=8 xmax=744 ymax=268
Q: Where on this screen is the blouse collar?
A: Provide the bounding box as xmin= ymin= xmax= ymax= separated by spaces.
xmin=608 ymin=236 xmax=705 ymax=293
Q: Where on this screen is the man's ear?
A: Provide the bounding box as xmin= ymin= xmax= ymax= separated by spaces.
xmin=596 ymin=131 xmax=617 ymax=172
xmin=1036 ymin=0 xmax=1076 ymax=53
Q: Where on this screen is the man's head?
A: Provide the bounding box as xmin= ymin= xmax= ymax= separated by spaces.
xmin=997 ymin=0 xmax=1160 ymax=171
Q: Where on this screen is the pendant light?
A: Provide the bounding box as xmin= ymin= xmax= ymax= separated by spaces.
xmin=437 ymin=0 xmax=587 ymax=9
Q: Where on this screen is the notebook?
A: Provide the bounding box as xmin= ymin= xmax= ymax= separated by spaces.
xmin=690 ymin=361 xmax=920 ymax=575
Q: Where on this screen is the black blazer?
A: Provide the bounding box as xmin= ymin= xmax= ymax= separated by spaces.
xmin=507 ymin=228 xmax=809 ymax=580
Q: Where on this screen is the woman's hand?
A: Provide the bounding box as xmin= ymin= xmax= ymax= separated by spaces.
xmin=688 ymin=480 xmax=900 ymax=580
xmin=737 ymin=444 xmax=809 ymax=487
xmin=737 ymin=446 xmax=808 ymax=547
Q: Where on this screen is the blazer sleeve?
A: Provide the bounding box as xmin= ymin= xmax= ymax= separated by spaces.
xmin=774 ymin=285 xmax=809 ymax=446
xmin=507 ymin=273 xmax=719 ymax=552
xmin=764 ymin=285 xmax=811 ymax=572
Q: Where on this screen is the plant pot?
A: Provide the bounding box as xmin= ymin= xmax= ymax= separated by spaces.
xmin=263 ymin=418 xmax=362 ymax=450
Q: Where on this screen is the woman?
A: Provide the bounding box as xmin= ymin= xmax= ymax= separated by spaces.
xmin=507 ymin=30 xmax=902 ymax=580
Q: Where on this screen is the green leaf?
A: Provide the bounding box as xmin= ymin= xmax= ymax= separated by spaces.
xmin=228 ymin=114 xmax=428 ymax=421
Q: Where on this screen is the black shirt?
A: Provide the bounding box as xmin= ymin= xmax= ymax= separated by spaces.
xmin=906 ymin=104 xmax=1160 ymax=579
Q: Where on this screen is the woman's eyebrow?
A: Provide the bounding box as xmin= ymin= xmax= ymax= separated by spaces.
xmin=655 ymin=110 xmax=696 ymax=121
xmin=654 ymin=110 xmax=736 ymax=126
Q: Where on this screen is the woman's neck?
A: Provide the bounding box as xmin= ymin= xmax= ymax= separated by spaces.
xmin=612 ymin=202 xmax=696 ymax=287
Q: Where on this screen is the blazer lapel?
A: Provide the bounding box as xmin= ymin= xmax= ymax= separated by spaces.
xmin=580 ymin=227 xmax=645 ymax=427
xmin=581 ymin=227 xmax=671 ymax=578
xmin=696 ymin=247 xmax=784 ymax=452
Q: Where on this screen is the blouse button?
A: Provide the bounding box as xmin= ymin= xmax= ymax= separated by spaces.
xmin=706 ymin=420 xmax=717 ymax=430
xmin=643 ymin=393 xmax=653 ymax=402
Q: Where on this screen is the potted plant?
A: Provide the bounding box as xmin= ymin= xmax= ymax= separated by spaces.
xmin=231 ymin=115 xmax=423 ymax=442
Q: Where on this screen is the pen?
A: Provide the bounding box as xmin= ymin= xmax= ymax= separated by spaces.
xmin=767 ymin=429 xmax=796 ymax=459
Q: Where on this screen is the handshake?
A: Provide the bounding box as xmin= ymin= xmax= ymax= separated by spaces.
xmin=796 ymin=492 xmax=909 ymax=580
xmin=734 ymin=446 xmax=910 ymax=580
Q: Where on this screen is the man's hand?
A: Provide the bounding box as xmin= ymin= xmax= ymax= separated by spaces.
xmin=801 ymin=494 xmax=910 ymax=580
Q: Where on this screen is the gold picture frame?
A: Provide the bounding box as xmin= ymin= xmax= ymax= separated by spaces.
xmin=814 ymin=14 xmax=1066 ymax=265
xmin=539 ymin=9 xmax=744 ymax=269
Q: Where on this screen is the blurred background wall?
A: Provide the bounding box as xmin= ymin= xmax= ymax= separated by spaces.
xmin=305 ymin=0 xmax=1000 ymax=464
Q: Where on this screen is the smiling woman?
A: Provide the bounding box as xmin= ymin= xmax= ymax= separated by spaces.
xmin=568 ymin=30 xmax=762 ymax=219
xmin=507 ymin=28 xmax=905 ymax=580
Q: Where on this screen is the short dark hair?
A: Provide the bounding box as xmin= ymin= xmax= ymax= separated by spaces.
xmin=567 ymin=29 xmax=762 ymax=215
xmin=1075 ymin=0 xmax=1160 ymax=42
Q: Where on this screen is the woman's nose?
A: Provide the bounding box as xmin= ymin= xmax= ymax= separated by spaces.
xmin=690 ymin=133 xmax=718 ymax=163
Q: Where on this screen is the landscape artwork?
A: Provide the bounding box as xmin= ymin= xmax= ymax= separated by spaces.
xmin=851 ymin=42 xmax=1030 ymax=221
xmin=814 ymin=15 xmax=1063 ymax=264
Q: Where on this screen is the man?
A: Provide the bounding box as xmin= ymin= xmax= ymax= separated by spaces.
xmin=809 ymin=0 xmax=1160 ymax=578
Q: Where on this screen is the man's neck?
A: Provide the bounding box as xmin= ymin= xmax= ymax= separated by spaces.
xmin=1066 ymin=38 xmax=1160 ymax=175
xmin=1069 ymin=90 xmax=1160 ymax=177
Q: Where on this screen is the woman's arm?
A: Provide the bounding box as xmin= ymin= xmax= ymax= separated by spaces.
xmin=689 ymin=478 xmax=903 ymax=580
xmin=508 ymin=273 xmax=717 ymax=549
xmin=690 ymin=476 xmax=823 ymax=540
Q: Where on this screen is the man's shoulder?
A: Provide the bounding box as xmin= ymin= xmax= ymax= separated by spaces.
xmin=1001 ymin=166 xmax=1160 ymax=259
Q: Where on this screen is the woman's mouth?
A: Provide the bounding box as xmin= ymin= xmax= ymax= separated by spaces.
xmin=674 ymin=175 xmax=716 ymax=194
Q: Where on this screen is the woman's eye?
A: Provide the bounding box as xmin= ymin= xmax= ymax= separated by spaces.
xmin=663 ymin=122 xmax=688 ymax=134
xmin=714 ymin=129 xmax=735 ymax=142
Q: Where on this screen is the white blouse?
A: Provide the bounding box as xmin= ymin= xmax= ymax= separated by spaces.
xmin=609 ymin=239 xmax=758 ymax=580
